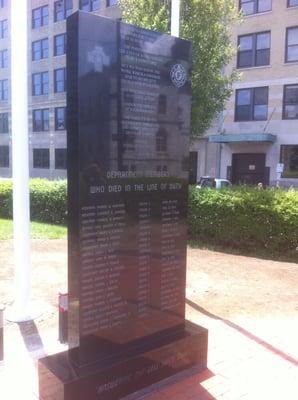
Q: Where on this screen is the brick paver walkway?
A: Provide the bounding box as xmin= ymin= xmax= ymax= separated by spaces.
xmin=0 ymin=301 xmax=297 ymax=400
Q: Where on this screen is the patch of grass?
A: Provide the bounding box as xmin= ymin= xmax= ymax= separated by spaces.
xmin=0 ymin=218 xmax=67 ymax=240
xmin=188 ymin=239 xmax=298 ymax=264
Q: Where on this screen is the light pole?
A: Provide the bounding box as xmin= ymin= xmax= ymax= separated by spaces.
xmin=7 ymin=0 xmax=40 ymax=322
xmin=171 ymin=0 xmax=181 ymax=37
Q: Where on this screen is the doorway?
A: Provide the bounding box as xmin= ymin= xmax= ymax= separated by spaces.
xmin=232 ymin=153 xmax=268 ymax=185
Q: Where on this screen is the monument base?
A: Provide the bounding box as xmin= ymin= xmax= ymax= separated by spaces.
xmin=38 ymin=322 xmax=208 ymax=400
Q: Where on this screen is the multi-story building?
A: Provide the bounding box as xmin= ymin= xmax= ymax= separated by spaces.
xmin=1 ymin=1 xmax=297 ymax=186
xmin=0 ymin=0 xmax=120 ymax=179
xmin=191 ymin=0 xmax=298 ymax=187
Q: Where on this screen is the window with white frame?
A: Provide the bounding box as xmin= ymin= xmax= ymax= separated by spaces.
xmin=0 ymin=79 xmax=8 ymax=100
xmin=0 ymin=49 xmax=8 ymax=68
xmin=55 ymin=148 xmax=67 ymax=169
xmin=33 ymin=149 xmax=50 ymax=169
xmin=54 ymin=68 xmax=66 ymax=93
xmin=54 ymin=0 xmax=73 ymax=22
xmin=237 ymin=32 xmax=270 ymax=68
xmin=235 ymin=87 xmax=268 ymax=121
xmin=0 ymin=145 xmax=9 ymax=167
xmin=79 ymin=0 xmax=100 ymax=11
xmin=32 ymin=38 xmax=49 ymax=61
xmin=0 ymin=113 xmax=8 ymax=133
xmin=55 ymin=107 xmax=66 ymax=130
xmin=286 ymin=27 xmax=298 ymax=62
xmin=239 ymin=0 xmax=271 ymax=15
xmin=280 ymin=145 xmax=298 ymax=178
xmin=288 ymin=0 xmax=298 ymax=7
xmin=33 ymin=109 xmax=50 ymax=131
xmin=283 ymin=85 xmax=298 ymax=119
xmin=32 ymin=6 xmax=49 ymax=29
xmin=0 ymin=19 xmax=8 ymax=38
xmin=107 ymin=0 xmax=117 ymax=6
xmin=32 ymin=72 xmax=49 ymax=96
xmin=54 ymin=34 xmax=66 ymax=56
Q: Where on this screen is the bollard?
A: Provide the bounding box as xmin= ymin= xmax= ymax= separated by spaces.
xmin=58 ymin=292 xmax=68 ymax=344
xmin=0 ymin=306 xmax=4 ymax=361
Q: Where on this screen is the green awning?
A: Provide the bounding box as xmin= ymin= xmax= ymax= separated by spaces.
xmin=208 ymin=133 xmax=276 ymax=143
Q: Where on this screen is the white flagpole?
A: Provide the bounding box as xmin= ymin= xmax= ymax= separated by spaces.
xmin=7 ymin=0 xmax=39 ymax=322
xmin=171 ymin=0 xmax=181 ymax=37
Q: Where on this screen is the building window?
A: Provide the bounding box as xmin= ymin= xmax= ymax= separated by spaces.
xmin=107 ymin=0 xmax=117 ymax=6
xmin=33 ymin=109 xmax=50 ymax=132
xmin=0 ymin=49 xmax=8 ymax=68
xmin=237 ymin=32 xmax=270 ymax=68
xmin=156 ymin=129 xmax=167 ymax=152
xmin=54 ymin=68 xmax=66 ymax=93
xmin=32 ymin=6 xmax=49 ymax=29
xmin=32 ymin=38 xmax=49 ymax=61
xmin=55 ymin=107 xmax=66 ymax=130
xmin=32 ymin=72 xmax=49 ymax=96
xmin=54 ymin=0 xmax=73 ymax=22
xmin=288 ymin=0 xmax=298 ymax=7
xmin=0 ymin=0 xmax=7 ymax=8
xmin=54 ymin=34 xmax=66 ymax=56
xmin=286 ymin=27 xmax=298 ymax=63
xmin=283 ymin=85 xmax=298 ymax=119
xmin=280 ymin=145 xmax=298 ymax=178
xmin=55 ymin=148 xmax=67 ymax=169
xmin=0 ymin=19 xmax=8 ymax=38
xmin=0 ymin=145 xmax=9 ymax=167
xmin=235 ymin=87 xmax=268 ymax=121
xmin=79 ymin=0 xmax=100 ymax=11
xmin=33 ymin=149 xmax=50 ymax=169
xmin=239 ymin=0 xmax=271 ymax=15
xmin=0 ymin=113 xmax=8 ymax=133
xmin=0 ymin=79 xmax=8 ymax=100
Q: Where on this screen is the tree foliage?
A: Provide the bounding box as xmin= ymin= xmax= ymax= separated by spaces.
xmin=119 ymin=0 xmax=240 ymax=137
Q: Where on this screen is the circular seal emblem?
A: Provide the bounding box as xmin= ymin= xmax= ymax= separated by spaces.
xmin=170 ymin=64 xmax=187 ymax=88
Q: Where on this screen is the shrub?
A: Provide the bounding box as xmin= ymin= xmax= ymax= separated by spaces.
xmin=0 ymin=179 xmax=67 ymax=225
xmin=188 ymin=186 xmax=298 ymax=253
xmin=29 ymin=179 xmax=67 ymax=224
xmin=1 ymin=179 xmax=298 ymax=255
xmin=0 ymin=179 xmax=13 ymax=219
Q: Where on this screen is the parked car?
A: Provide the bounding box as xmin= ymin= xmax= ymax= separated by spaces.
xmin=196 ymin=176 xmax=232 ymax=189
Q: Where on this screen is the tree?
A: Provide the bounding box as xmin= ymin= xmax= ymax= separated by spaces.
xmin=119 ymin=0 xmax=240 ymax=137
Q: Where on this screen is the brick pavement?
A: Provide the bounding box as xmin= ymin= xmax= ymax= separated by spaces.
xmin=0 ymin=300 xmax=297 ymax=400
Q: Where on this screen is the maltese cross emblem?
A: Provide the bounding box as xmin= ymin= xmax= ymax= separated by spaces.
xmin=87 ymin=46 xmax=110 ymax=72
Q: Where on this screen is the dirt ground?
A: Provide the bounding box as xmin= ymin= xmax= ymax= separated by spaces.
xmin=0 ymin=239 xmax=297 ymax=321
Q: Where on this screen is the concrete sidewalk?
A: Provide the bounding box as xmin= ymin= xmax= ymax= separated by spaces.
xmin=0 ymin=301 xmax=297 ymax=400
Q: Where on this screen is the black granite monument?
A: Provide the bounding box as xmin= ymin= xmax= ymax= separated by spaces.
xmin=38 ymin=11 xmax=208 ymax=400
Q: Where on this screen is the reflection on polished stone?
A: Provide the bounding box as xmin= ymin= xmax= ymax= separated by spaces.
xmin=39 ymin=322 xmax=208 ymax=400
xmin=39 ymin=11 xmax=208 ymax=400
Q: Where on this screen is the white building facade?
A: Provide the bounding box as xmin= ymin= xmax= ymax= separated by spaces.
xmin=191 ymin=0 xmax=298 ymax=187
xmin=0 ymin=0 xmax=120 ymax=179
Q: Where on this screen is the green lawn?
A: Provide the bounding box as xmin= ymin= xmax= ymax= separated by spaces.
xmin=0 ymin=218 xmax=67 ymax=240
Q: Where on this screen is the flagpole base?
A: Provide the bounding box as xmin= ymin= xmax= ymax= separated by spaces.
xmin=5 ymin=301 xmax=43 ymax=323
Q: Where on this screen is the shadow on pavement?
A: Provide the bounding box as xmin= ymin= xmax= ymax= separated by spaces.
xmin=186 ymin=298 xmax=298 ymax=367
xmin=18 ymin=321 xmax=46 ymax=358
